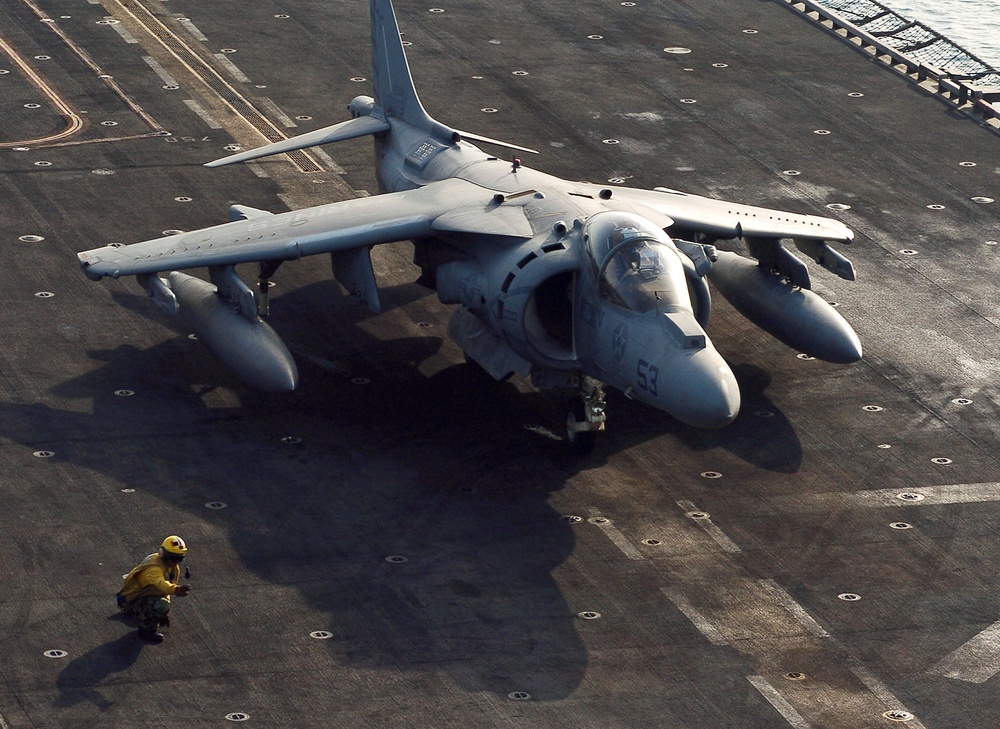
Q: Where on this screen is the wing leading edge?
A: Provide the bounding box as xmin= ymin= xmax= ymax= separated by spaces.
xmin=588 ymin=184 xmax=854 ymax=244
xmin=588 ymin=183 xmax=856 ymax=284
xmin=78 ymin=178 xmax=520 ymax=280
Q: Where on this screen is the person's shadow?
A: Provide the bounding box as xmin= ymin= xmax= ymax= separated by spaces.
xmin=55 ymin=630 xmax=144 ymax=709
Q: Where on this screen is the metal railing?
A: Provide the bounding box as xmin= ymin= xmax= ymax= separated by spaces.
xmin=781 ymin=0 xmax=1000 ymax=126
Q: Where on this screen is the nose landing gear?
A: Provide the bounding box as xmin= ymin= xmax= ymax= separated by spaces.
xmin=566 ymin=376 xmax=606 ymax=454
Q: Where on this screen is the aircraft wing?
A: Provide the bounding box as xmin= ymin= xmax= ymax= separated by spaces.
xmin=78 ymin=178 xmax=524 ymax=280
xmin=580 ymin=183 xmax=854 ymax=244
xmin=577 ymin=183 xmax=857 ymax=284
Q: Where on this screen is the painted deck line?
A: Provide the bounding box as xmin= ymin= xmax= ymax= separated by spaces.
xmin=677 ymin=500 xmax=742 ymax=553
xmin=177 ymin=18 xmax=209 ymax=42
xmin=697 ymin=518 xmax=742 ymax=553
xmin=759 ymin=579 xmax=830 ymax=638
xmin=928 ymin=620 xmax=1000 ymax=683
xmin=183 ymin=99 xmax=223 ymax=129
xmin=661 ymin=587 xmax=728 ymax=646
xmin=213 ymin=54 xmax=251 ymax=84
xmin=311 ymin=147 xmax=348 ymax=175
xmin=108 ymin=19 xmax=138 ymax=44
xmin=747 ymin=675 xmax=812 ymax=729
xmin=143 ymin=56 xmax=178 ymax=86
xmin=586 ymin=509 xmax=644 ymax=560
xmin=258 ymin=97 xmax=298 ymax=129
xmin=853 ymin=483 xmax=1000 ymax=507
xmin=750 ymin=483 xmax=1000 ymax=515
xmin=848 ymin=661 xmax=926 ymax=729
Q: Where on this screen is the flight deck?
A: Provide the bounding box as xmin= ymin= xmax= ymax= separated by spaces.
xmin=1 ymin=0 xmax=999 ymax=727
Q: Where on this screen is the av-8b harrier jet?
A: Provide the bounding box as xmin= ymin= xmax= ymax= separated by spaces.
xmin=78 ymin=0 xmax=861 ymax=451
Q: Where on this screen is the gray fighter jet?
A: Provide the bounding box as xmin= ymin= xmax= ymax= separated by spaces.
xmin=78 ymin=0 xmax=861 ymax=451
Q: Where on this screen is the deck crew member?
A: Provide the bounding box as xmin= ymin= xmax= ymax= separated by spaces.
xmin=118 ymin=535 xmax=191 ymax=643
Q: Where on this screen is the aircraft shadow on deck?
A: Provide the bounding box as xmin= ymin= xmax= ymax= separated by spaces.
xmin=6 ymin=331 xmax=590 ymax=698
xmin=102 ymin=267 xmax=804 ymax=472
xmin=2 ymin=279 xmax=800 ymax=699
xmin=3 ymin=399 xmax=586 ymax=697
xmin=621 ymin=363 xmax=804 ymax=474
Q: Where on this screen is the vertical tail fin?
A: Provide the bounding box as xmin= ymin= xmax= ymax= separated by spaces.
xmin=370 ymin=0 xmax=457 ymax=142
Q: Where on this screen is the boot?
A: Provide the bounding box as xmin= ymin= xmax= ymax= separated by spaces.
xmin=138 ymin=626 xmax=165 ymax=643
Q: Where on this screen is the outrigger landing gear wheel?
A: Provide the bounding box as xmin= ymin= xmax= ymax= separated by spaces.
xmin=566 ymin=377 xmax=607 ymax=454
xmin=566 ymin=399 xmax=597 ymax=454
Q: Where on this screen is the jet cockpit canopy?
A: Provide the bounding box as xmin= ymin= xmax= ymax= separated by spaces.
xmin=583 ymin=211 xmax=689 ymax=314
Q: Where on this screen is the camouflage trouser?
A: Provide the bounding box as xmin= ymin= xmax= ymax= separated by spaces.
xmin=123 ymin=596 xmax=171 ymax=630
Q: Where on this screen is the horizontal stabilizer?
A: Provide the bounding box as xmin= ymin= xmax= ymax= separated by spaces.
xmin=205 ymin=115 xmax=390 ymax=168
xmin=458 ymin=130 xmax=538 ymax=155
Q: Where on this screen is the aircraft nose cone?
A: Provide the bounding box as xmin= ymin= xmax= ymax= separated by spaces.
xmin=661 ymin=349 xmax=740 ymax=429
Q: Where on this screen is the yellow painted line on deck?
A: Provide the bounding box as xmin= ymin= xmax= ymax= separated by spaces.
xmin=0 ymin=33 xmax=84 ymax=148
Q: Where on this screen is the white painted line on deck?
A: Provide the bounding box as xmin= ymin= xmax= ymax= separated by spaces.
xmin=311 ymin=147 xmax=347 ymax=174
xmin=107 ymin=18 xmax=138 ymax=44
xmin=247 ymin=163 xmax=270 ymax=179
xmin=698 ymin=519 xmax=742 ymax=553
xmin=929 ymin=620 xmax=1000 ymax=683
xmin=676 ymin=500 xmax=742 ymax=553
xmin=759 ymin=579 xmax=830 ymax=638
xmin=177 ymin=18 xmax=208 ymax=42
xmin=258 ymin=97 xmax=298 ymax=128
xmin=583 ymin=509 xmax=644 ymax=560
xmin=888 ymin=482 xmax=1000 ymax=505
xmin=661 ymin=587 xmax=728 ymax=646
xmin=143 ymin=56 xmax=178 ymax=86
xmin=183 ymin=99 xmax=223 ymax=129
xmin=792 ymin=483 xmax=1000 ymax=513
xmin=747 ymin=676 xmax=811 ymax=729
xmin=214 ymin=54 xmax=251 ymax=83
xmin=0 ymin=708 xmax=9 ymax=729
xmin=848 ymin=660 xmax=926 ymax=729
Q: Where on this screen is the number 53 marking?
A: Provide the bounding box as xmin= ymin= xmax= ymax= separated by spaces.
xmin=637 ymin=359 xmax=659 ymax=396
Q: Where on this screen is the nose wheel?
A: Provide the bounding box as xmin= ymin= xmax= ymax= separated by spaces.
xmin=566 ymin=377 xmax=606 ymax=454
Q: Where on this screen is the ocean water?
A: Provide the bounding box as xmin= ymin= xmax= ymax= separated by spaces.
xmin=879 ymin=0 xmax=1000 ymax=69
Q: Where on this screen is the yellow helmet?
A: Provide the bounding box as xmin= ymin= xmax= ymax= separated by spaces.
xmin=161 ymin=535 xmax=188 ymax=556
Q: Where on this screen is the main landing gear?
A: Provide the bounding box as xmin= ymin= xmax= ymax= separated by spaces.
xmin=566 ymin=376 xmax=606 ymax=454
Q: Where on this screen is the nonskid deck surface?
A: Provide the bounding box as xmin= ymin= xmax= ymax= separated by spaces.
xmin=1 ymin=0 xmax=998 ymax=726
